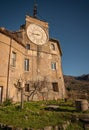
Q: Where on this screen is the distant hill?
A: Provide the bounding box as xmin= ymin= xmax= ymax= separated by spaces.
xmin=64 ymin=74 xmax=89 ymax=99
xmin=75 ymin=74 xmax=89 ymax=81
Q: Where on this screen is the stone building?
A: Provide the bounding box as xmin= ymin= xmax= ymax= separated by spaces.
xmin=0 ymin=14 xmax=65 ymax=102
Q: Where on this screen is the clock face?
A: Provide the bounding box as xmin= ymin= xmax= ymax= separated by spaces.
xmin=27 ymin=24 xmax=48 ymax=45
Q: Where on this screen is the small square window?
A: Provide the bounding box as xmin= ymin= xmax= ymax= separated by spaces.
xmin=52 ymin=82 xmax=59 ymax=92
xmin=26 ymin=44 xmax=30 ymax=50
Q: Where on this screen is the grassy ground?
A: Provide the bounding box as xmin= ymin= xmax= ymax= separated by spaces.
xmin=0 ymin=100 xmax=85 ymax=129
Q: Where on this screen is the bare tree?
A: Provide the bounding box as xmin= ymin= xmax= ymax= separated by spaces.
xmin=14 ymin=76 xmax=51 ymax=103
xmin=14 ymin=77 xmax=24 ymax=109
xmin=26 ymin=77 xmax=51 ymax=101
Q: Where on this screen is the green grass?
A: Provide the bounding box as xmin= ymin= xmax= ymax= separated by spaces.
xmin=66 ymin=122 xmax=84 ymax=130
xmin=0 ymin=100 xmax=85 ymax=129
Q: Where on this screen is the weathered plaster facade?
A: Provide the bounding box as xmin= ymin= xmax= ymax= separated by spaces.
xmin=0 ymin=15 xmax=65 ymax=102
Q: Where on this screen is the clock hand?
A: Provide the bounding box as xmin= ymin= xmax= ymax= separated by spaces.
xmin=32 ymin=33 xmax=40 ymax=36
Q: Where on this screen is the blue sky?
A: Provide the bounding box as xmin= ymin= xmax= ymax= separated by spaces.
xmin=0 ymin=0 xmax=89 ymax=76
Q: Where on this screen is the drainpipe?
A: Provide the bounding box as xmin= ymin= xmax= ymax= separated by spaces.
xmin=6 ymin=38 xmax=12 ymax=99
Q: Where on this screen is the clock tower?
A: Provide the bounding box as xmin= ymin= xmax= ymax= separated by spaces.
xmin=26 ymin=15 xmax=49 ymax=45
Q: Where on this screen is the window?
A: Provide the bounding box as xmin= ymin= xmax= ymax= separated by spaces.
xmin=52 ymin=82 xmax=59 ymax=92
xmin=11 ymin=52 xmax=16 ymax=67
xmin=25 ymin=84 xmax=30 ymax=92
xmin=51 ymin=62 xmax=56 ymax=70
xmin=26 ymin=44 xmax=30 ymax=50
xmin=0 ymin=86 xmax=3 ymax=103
xmin=51 ymin=43 xmax=55 ymax=50
xmin=24 ymin=59 xmax=29 ymax=71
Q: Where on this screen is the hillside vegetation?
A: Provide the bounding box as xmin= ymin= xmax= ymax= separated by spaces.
xmin=64 ymin=74 xmax=89 ymax=99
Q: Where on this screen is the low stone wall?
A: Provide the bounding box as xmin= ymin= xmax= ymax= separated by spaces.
xmin=75 ymin=99 xmax=89 ymax=111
